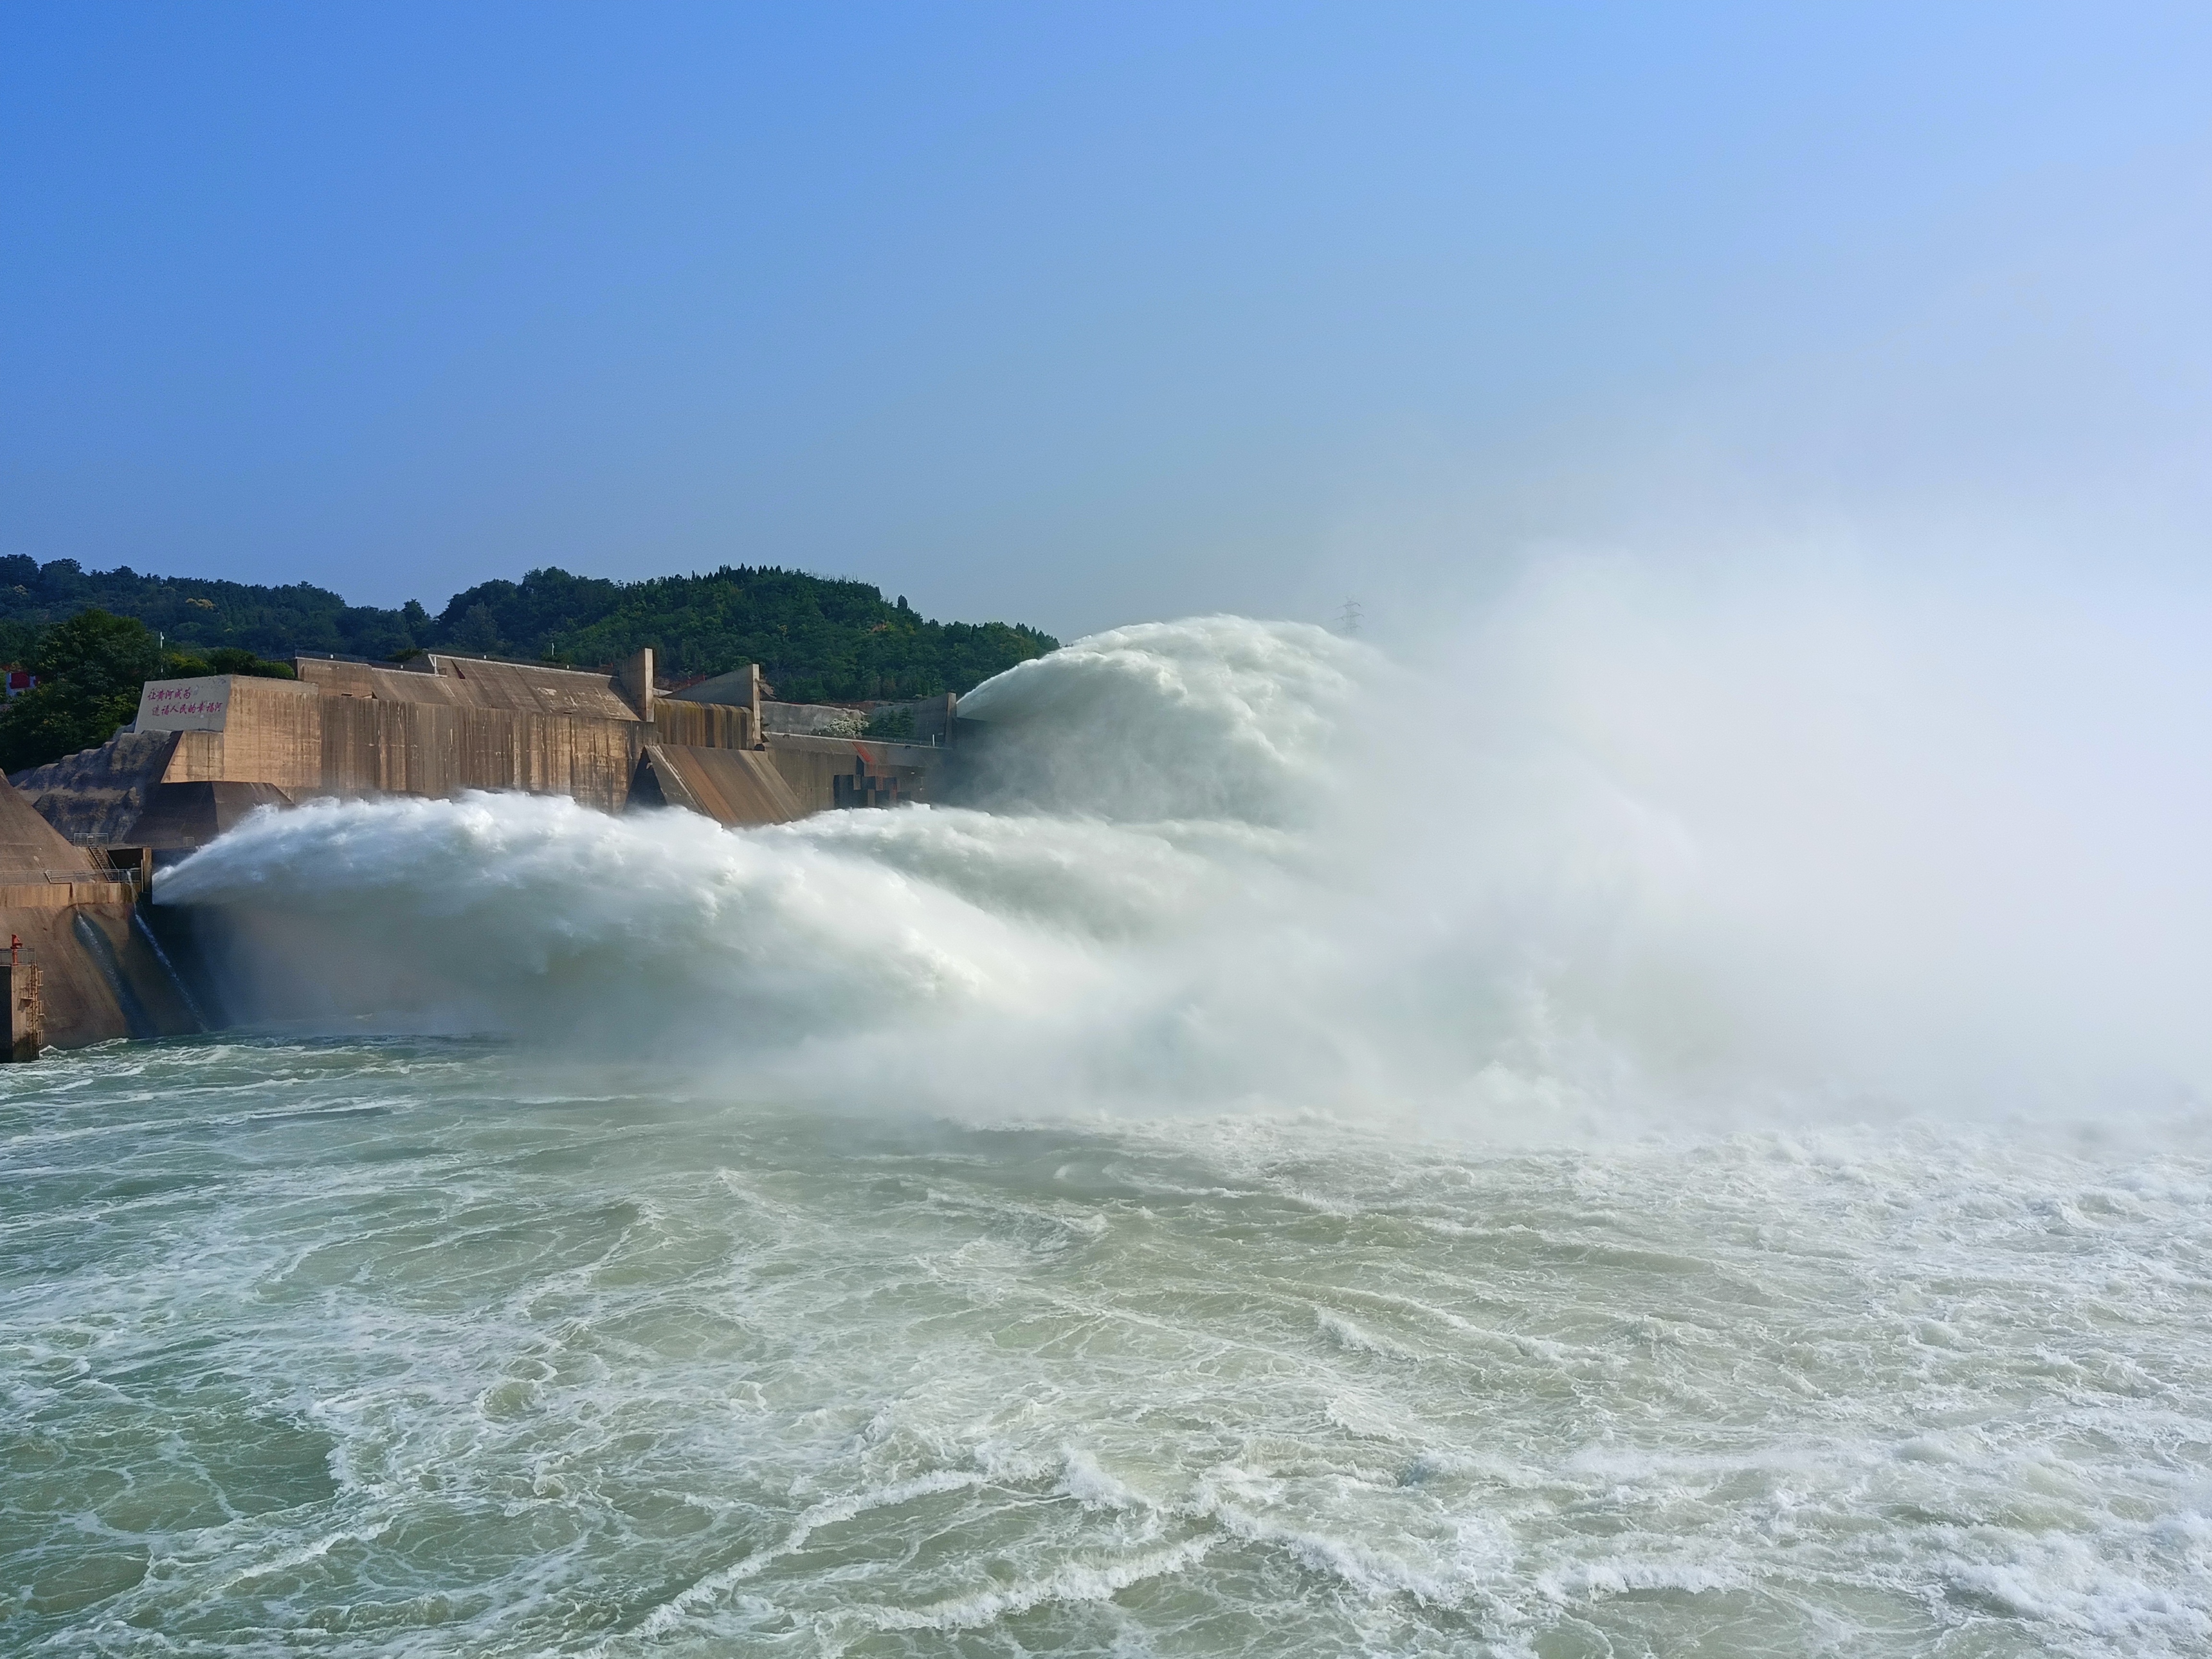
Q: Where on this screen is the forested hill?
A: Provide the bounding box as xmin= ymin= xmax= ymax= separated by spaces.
xmin=0 ymin=557 xmax=1058 ymax=701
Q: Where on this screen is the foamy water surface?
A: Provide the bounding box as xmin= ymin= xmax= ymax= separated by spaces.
xmin=6 ymin=1040 xmax=2212 ymax=1656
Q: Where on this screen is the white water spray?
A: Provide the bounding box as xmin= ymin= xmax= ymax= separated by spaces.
xmin=156 ymin=566 xmax=2212 ymax=1134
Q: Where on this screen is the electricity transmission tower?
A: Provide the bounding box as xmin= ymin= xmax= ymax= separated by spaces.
xmin=1337 ymin=599 xmax=1363 ymax=636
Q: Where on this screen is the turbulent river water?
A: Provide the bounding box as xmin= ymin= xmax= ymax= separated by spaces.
xmin=8 ymin=601 xmax=2212 ymax=1655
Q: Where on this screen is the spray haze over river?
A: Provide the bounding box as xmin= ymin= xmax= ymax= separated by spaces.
xmin=9 ymin=567 xmax=2212 ymax=1655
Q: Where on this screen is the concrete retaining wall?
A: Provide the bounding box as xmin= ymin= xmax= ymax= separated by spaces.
xmin=761 ymin=733 xmax=942 ymax=813
xmin=0 ymin=777 xmax=203 ymax=1052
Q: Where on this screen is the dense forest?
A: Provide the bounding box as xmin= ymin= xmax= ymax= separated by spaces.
xmin=0 ymin=556 xmax=1058 ymax=703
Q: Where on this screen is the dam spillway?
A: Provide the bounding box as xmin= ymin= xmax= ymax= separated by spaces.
xmin=1 ymin=645 xmax=965 ymax=1053
xmin=0 ymin=766 xmax=199 ymax=1049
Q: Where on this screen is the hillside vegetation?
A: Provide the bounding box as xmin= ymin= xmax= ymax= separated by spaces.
xmin=0 ymin=557 xmax=1057 ymax=703
xmin=0 ymin=609 xmax=294 ymax=775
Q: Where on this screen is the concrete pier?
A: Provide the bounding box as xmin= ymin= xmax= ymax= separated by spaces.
xmin=2 ymin=958 xmax=43 ymax=1061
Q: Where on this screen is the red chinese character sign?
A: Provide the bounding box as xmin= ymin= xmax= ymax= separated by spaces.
xmin=135 ymin=676 xmax=233 ymax=733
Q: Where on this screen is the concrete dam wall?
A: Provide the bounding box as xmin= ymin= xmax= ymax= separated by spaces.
xmin=3 ymin=647 xmax=968 ymax=1054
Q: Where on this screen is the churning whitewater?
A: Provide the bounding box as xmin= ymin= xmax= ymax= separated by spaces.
xmin=8 ymin=601 xmax=2212 ymax=1656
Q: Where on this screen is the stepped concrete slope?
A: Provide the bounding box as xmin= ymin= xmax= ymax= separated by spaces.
xmin=9 ymin=729 xmax=182 ymax=846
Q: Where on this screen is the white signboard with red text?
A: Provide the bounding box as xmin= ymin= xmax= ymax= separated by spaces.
xmin=136 ymin=676 xmax=232 ymax=732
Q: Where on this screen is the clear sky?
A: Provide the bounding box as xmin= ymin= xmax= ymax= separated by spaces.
xmin=4 ymin=3 xmax=2207 ymax=638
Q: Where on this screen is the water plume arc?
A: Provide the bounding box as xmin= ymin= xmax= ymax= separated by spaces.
xmin=156 ymin=583 xmax=2212 ymax=1134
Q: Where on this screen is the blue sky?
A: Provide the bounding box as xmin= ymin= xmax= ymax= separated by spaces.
xmin=4 ymin=3 xmax=2207 ymax=637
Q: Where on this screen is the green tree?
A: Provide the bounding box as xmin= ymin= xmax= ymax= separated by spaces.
xmin=0 ymin=609 xmax=165 ymax=773
xmin=0 ymin=618 xmax=47 ymax=669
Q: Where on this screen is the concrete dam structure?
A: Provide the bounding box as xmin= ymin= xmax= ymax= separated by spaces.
xmin=3 ymin=647 xmax=964 ymax=1054
xmin=0 ymin=777 xmax=202 ymax=1052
